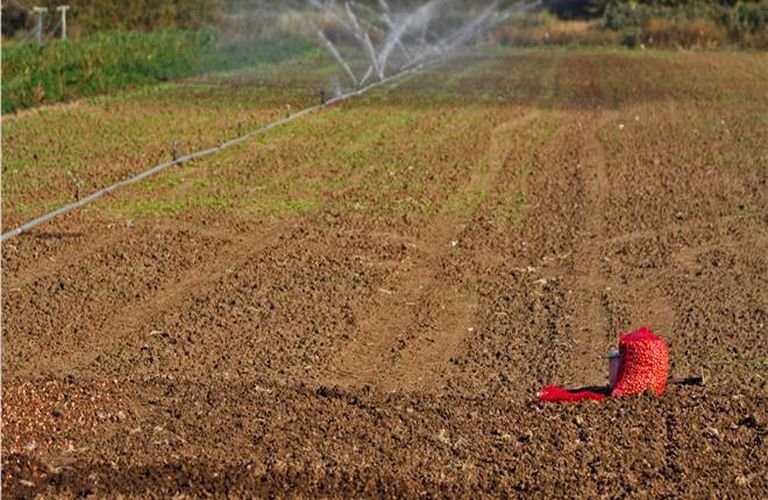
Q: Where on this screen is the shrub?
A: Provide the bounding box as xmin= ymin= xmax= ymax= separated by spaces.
xmin=729 ymin=1 xmax=768 ymax=37
xmin=621 ymin=26 xmax=643 ymax=48
xmin=599 ymin=0 xmax=768 ymax=48
xmin=1 ymin=31 xmax=311 ymax=114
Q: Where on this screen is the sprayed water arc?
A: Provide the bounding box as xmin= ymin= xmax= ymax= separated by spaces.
xmin=301 ymin=0 xmax=542 ymax=95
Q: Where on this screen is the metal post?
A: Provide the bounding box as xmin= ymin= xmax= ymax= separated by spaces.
xmin=32 ymin=7 xmax=48 ymax=45
xmin=57 ymin=5 xmax=70 ymax=40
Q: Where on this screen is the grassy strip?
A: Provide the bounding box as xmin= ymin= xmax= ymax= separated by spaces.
xmin=1 ymin=30 xmax=312 ymax=114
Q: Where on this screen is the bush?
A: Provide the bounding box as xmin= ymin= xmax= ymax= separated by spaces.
xmin=729 ymin=1 xmax=768 ymax=36
xmin=2 ymin=31 xmax=211 ymax=113
xmin=492 ymin=1 xmax=768 ymax=49
xmin=1 ymin=31 xmax=312 ymax=114
xmin=599 ymin=0 xmax=768 ymax=48
xmin=621 ymin=26 xmax=643 ymax=47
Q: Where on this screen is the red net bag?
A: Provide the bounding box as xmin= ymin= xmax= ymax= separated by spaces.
xmin=538 ymin=386 xmax=606 ymax=403
xmin=611 ymin=327 xmax=669 ymax=397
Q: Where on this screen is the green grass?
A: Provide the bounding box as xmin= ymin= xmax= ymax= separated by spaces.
xmin=501 ymin=163 xmax=535 ymax=225
xmin=114 ymin=194 xmax=229 ymax=218
xmin=1 ymin=31 xmax=312 ymax=114
xmin=442 ymin=186 xmax=487 ymax=218
xmin=264 ymin=199 xmax=321 ymax=215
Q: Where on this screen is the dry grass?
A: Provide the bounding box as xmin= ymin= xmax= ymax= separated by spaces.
xmin=495 ymin=19 xmax=620 ymax=47
xmin=742 ymin=29 xmax=768 ymax=49
xmin=642 ymin=17 xmax=730 ymax=49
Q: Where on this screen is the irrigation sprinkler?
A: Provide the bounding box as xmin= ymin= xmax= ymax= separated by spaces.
xmin=171 ymin=139 xmax=180 ymax=162
xmin=67 ymin=172 xmax=83 ymax=202
xmin=32 ymin=6 xmax=48 ymax=45
xmin=57 ymin=5 xmax=70 ymax=41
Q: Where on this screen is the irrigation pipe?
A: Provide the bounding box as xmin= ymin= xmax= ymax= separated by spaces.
xmin=1 ymin=58 xmax=446 ymax=243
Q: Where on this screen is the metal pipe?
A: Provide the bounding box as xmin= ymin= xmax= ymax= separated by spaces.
xmin=57 ymin=5 xmax=70 ymax=41
xmin=32 ymin=6 xmax=48 ymax=45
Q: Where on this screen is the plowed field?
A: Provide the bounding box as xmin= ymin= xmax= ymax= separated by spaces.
xmin=3 ymin=48 xmax=768 ymax=497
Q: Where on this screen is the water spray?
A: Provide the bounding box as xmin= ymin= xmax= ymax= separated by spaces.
xmin=302 ymin=0 xmax=537 ymax=90
xmin=375 ymin=0 xmax=445 ymax=75
xmin=315 ymin=27 xmax=360 ymax=86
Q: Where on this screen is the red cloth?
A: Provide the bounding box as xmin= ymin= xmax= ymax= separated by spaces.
xmin=611 ymin=327 xmax=669 ymax=397
xmin=538 ymin=386 xmax=606 ymax=403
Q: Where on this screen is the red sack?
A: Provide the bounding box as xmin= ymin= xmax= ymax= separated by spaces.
xmin=538 ymin=386 xmax=606 ymax=403
xmin=611 ymin=327 xmax=669 ymax=397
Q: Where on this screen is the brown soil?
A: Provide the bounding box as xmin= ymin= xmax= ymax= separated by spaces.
xmin=3 ymin=49 xmax=768 ymax=497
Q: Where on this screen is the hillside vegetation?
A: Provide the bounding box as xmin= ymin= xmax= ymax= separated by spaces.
xmin=497 ymin=0 xmax=768 ymax=48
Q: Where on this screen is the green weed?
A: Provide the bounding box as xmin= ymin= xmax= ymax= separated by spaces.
xmin=114 ymin=194 xmax=229 ymax=217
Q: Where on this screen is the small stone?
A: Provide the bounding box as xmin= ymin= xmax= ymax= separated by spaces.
xmin=704 ymin=426 xmax=720 ymax=439
xmin=436 ymin=428 xmax=450 ymax=445
xmin=519 ymin=430 xmax=533 ymax=443
xmin=739 ymin=414 xmax=761 ymax=428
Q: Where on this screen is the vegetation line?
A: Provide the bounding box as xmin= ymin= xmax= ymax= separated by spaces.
xmin=1 ymin=32 xmax=311 ymax=114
